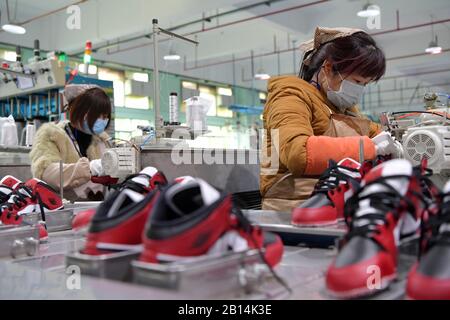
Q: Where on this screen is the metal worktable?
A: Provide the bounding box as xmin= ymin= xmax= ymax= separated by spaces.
xmin=0 ymin=220 xmax=414 ymax=300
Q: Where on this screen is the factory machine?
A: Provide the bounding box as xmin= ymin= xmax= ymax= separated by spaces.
xmin=380 ymin=92 xmax=450 ymax=186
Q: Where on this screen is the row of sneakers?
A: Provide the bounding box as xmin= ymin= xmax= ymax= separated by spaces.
xmin=0 ymin=175 xmax=63 ymax=241
xmin=292 ymin=158 xmax=449 ymax=299
xmin=75 ymin=167 xmax=284 ymax=269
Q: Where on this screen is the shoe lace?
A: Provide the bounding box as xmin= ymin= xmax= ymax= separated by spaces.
xmin=421 ymin=191 xmax=450 ymax=251
xmin=231 ymin=204 xmax=292 ymax=296
xmin=343 ymin=175 xmax=416 ymax=243
xmin=108 ymin=173 xmax=153 ymax=193
xmin=0 ymin=189 xmax=11 ymax=203
xmin=0 ymin=184 xmax=35 ymax=221
xmin=313 ymin=162 xmax=360 ymax=197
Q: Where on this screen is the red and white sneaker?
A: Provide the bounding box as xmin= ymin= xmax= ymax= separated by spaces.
xmin=0 ymin=178 xmax=63 ymax=225
xmin=0 ymin=175 xmax=22 ymax=205
xmin=325 ymin=159 xmax=423 ymax=298
xmin=139 ymin=178 xmax=283 ymax=267
xmin=292 ymin=158 xmax=362 ymax=227
xmin=82 ymin=169 xmax=165 ymax=255
xmin=406 ymin=180 xmax=450 ymax=300
xmin=72 ymin=167 xmax=167 ymax=234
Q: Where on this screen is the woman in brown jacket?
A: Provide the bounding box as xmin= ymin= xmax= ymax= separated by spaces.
xmin=261 ymin=27 xmax=401 ymax=211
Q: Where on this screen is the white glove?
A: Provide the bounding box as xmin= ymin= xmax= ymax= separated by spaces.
xmin=371 ymin=131 xmax=398 ymax=156
xmin=89 ymin=159 xmax=104 ymax=176
xmin=392 ymin=140 xmax=404 ymax=159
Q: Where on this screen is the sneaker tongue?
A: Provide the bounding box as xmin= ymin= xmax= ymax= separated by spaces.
xmin=354 ymin=160 xmax=413 ymax=224
xmin=337 ymin=158 xmax=361 ymax=170
xmin=165 ymin=178 xmax=220 ymax=216
xmin=131 ymin=167 xmax=158 ymax=187
xmin=336 ymin=158 xmax=361 ymax=179
xmin=0 ymin=175 xmax=21 ymax=189
xmin=106 ymin=189 xmax=145 ymax=218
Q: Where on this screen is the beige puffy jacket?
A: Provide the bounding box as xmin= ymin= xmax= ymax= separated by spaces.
xmin=29 ymin=121 xmax=110 ymax=194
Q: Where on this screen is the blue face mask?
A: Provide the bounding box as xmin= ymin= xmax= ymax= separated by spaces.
xmin=82 ymin=118 xmax=108 ymax=135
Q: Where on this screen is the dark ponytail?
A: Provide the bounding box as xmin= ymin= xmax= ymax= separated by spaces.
xmin=300 ymin=32 xmax=386 ymax=82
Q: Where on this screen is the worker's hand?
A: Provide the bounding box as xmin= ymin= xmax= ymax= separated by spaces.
xmin=371 ymin=131 xmax=398 ymax=156
xmin=89 ymin=159 xmax=104 ymax=176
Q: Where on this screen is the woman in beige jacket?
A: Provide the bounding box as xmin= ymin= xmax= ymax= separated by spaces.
xmin=30 ymin=85 xmax=112 ymax=201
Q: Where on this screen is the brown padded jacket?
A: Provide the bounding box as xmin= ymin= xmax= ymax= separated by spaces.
xmin=260 ymin=76 xmax=381 ymax=197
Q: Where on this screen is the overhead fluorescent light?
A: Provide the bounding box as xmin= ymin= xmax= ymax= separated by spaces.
xmin=163 ymin=53 xmax=181 ymax=61
xmin=425 ymin=37 xmax=442 ymax=55
xmin=357 ymin=4 xmax=380 ymax=18
xmin=2 ymin=24 xmax=26 ymax=34
xmin=254 ymin=73 xmax=270 ymax=80
xmin=425 ymin=46 xmax=442 ymax=55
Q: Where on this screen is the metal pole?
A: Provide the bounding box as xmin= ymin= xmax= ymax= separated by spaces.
xmin=359 ymin=138 xmax=365 ymax=164
xmin=152 ymin=19 xmax=162 ymax=138
xmin=59 ymin=160 xmax=64 ymax=201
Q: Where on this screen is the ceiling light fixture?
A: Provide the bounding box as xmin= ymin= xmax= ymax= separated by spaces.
xmin=357 ymin=3 xmax=380 ymax=18
xmin=425 ymin=36 xmax=442 ymax=55
xmin=163 ymin=50 xmax=181 ymax=61
xmin=254 ymin=68 xmax=270 ymax=80
xmin=425 ymin=16 xmax=442 ymax=55
xmin=1 ymin=1 xmax=26 ymax=34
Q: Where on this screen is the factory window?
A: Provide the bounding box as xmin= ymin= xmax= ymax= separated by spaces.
xmin=199 ymin=85 xmax=217 ymax=116
xmin=259 ymin=92 xmax=267 ymax=104
xmin=217 ymin=87 xmax=232 ymax=97
xmin=131 ymin=72 xmax=149 ymax=82
xmin=98 ymin=68 xmax=125 ymax=107
xmin=217 ymin=95 xmax=233 ymax=118
xmin=115 ymin=118 xmax=132 ymax=140
xmin=131 ymin=119 xmax=150 ymax=137
xmin=3 ymin=50 xmax=17 ymax=62
xmin=182 ymin=81 xmax=197 ymax=90
xmin=124 ymin=96 xmax=149 ymax=109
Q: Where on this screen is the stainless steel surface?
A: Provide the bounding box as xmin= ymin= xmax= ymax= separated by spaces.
xmin=132 ymin=250 xmax=264 ymax=297
xmin=244 ymin=210 xmax=347 ymax=237
xmin=0 ymin=227 xmax=415 ymax=299
xmin=0 ymin=225 xmax=40 ymax=258
xmin=21 ymin=209 xmax=74 ymax=232
xmin=66 ymin=250 xmax=140 ymax=282
xmin=140 ymin=148 xmax=259 ymax=193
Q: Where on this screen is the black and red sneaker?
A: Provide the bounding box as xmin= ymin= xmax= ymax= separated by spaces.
xmin=0 ymin=178 xmax=63 ymax=241
xmin=0 ymin=178 xmax=63 ymax=225
xmin=325 ymin=159 xmax=423 ymax=298
xmin=72 ymin=167 xmax=167 ymax=233
xmin=406 ymin=180 xmax=450 ymax=300
xmin=292 ymin=158 xmax=362 ymax=227
xmin=82 ymin=169 xmax=164 ymax=255
xmin=0 ymin=175 xmax=22 ymax=204
xmin=139 ymin=178 xmax=283 ymax=267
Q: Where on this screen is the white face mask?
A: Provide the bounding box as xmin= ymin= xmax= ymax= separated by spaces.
xmin=325 ymin=71 xmax=365 ymax=111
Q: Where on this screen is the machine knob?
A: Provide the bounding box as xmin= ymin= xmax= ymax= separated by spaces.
xmin=11 ymin=239 xmax=25 ymax=259
xmin=24 ymin=237 xmax=39 ymax=256
xmin=238 ymin=263 xmax=266 ymax=294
